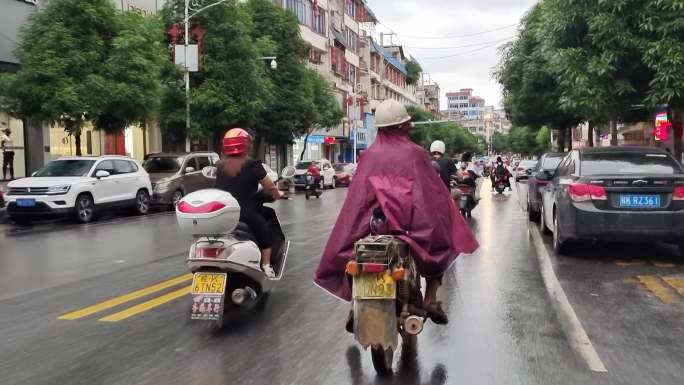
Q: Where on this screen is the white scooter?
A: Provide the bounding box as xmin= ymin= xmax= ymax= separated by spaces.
xmin=175 ymin=167 xmax=289 ymax=328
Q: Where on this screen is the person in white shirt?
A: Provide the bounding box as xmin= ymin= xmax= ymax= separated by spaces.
xmin=1 ymin=128 xmax=14 ymax=180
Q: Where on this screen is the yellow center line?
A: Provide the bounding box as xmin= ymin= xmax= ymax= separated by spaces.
xmin=637 ymin=275 xmax=680 ymax=304
xmin=58 ymin=274 xmax=193 ymax=320
xmin=663 ymin=276 xmax=684 ymax=297
xmin=99 ymin=285 xmax=192 ymax=322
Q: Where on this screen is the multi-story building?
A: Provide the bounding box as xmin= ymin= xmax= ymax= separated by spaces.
xmin=446 ymin=88 xmax=486 ymax=135
xmin=417 ymin=82 xmax=440 ymax=114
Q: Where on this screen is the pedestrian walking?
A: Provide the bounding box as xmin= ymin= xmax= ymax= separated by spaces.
xmin=1 ymin=127 xmax=14 ymax=180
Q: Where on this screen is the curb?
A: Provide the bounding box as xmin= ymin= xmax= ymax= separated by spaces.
xmin=529 ymin=225 xmax=608 ymax=373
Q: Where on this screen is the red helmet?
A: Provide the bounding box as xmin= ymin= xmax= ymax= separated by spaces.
xmin=223 ymin=128 xmax=251 ymax=155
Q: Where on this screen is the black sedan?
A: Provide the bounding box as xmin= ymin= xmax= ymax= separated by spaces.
xmin=540 ymin=147 xmax=684 ymax=255
xmin=526 ymin=152 xmax=566 ymax=221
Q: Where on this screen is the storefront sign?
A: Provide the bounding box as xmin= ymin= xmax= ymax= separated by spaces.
xmin=307 ymin=135 xmax=325 ymax=144
xmin=324 ymin=137 xmax=336 ymax=144
xmin=654 ymin=112 xmax=670 ymax=141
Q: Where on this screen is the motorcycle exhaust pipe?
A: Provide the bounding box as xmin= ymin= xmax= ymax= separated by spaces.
xmin=231 ymin=287 xmax=257 ymax=306
xmin=404 ymin=315 xmax=424 ymax=335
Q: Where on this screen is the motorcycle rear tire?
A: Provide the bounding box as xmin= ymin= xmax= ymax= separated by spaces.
xmin=371 ymin=346 xmax=394 ymax=376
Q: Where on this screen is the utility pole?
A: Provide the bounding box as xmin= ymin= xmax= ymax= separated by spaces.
xmin=184 ymin=0 xmax=190 ymax=152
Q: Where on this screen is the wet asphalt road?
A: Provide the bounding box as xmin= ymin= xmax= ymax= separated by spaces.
xmin=0 ymin=183 xmax=682 ymax=385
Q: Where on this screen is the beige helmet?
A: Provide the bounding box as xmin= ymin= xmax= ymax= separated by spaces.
xmin=375 ymin=99 xmax=411 ymax=128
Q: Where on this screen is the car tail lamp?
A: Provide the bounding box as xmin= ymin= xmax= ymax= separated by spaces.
xmin=673 ymin=186 xmax=684 ymax=201
xmin=195 ymin=247 xmax=226 ymax=258
xmin=569 ymin=183 xmax=607 ymax=202
xmin=458 ymin=186 xmax=472 ymax=193
xmin=362 ymin=263 xmax=387 ymax=274
xmin=391 ymin=267 xmax=405 ymax=281
xmin=177 ymin=201 xmax=226 ymax=214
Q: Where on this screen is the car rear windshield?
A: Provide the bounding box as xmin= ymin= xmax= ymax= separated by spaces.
xmin=542 ymin=157 xmax=563 ymax=170
xmin=582 ymin=152 xmax=682 ymax=175
xmin=143 ymin=157 xmax=183 ymax=173
xmin=34 ymin=160 xmax=96 ymax=177
xmin=296 ymin=162 xmax=313 ymax=170
xmin=333 ymin=164 xmax=345 ymax=172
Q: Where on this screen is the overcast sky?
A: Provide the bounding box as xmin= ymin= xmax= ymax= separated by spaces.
xmin=366 ymin=0 xmax=537 ymax=109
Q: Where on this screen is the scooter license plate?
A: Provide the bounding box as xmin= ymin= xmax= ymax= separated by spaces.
xmin=353 ymin=272 xmax=396 ymax=300
xmin=192 ymin=272 xmax=227 ymax=295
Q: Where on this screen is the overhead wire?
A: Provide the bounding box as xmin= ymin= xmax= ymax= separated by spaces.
xmin=395 ymin=23 xmax=518 ymax=40
xmin=404 ymin=36 xmax=517 ymax=50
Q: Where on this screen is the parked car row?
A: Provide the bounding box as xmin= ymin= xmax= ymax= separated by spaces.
xmin=3 ymin=153 xmax=351 ymax=225
xmin=529 ymin=147 xmax=684 ymax=256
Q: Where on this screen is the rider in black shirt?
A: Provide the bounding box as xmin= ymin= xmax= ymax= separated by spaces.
xmin=430 ymin=140 xmax=456 ymax=189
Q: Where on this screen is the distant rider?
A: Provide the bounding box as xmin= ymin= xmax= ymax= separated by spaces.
xmin=216 ymin=128 xmax=283 ymax=278
xmin=314 ymin=99 xmax=479 ymax=326
xmin=306 ymin=162 xmax=322 ymax=188
xmin=430 ymin=140 xmax=456 ymax=189
xmin=492 ymin=156 xmax=512 ymax=191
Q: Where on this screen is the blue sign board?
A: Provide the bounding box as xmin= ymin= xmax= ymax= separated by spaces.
xmin=306 ymin=135 xmax=325 ymax=144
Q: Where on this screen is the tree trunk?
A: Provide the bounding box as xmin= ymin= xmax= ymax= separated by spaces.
xmin=610 ymin=121 xmax=618 ymax=146
xmin=587 ymin=121 xmax=594 ymax=147
xmin=567 ymin=127 xmax=573 ymax=150
xmin=74 ymin=132 xmax=82 ymax=156
xmin=299 ymin=131 xmax=311 ymax=161
xmin=253 ymin=133 xmax=266 ymax=161
xmin=557 ymin=127 xmax=566 ymax=152
xmin=672 ymin=108 xmax=683 ymax=163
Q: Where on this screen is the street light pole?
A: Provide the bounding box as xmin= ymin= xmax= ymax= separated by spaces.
xmin=184 ymin=0 xmax=190 ymax=152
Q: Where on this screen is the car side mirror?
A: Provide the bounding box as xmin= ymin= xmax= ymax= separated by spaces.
xmin=95 ymin=170 xmax=110 ymax=179
xmin=185 ymin=166 xmax=195 ymax=174
xmin=201 ymin=166 xmax=217 ymax=179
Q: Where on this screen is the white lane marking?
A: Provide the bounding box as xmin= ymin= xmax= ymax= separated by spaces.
xmin=530 ymin=225 xmax=608 ymax=373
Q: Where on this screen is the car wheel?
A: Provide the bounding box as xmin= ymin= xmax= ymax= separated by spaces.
xmin=527 ymin=199 xmax=540 ymax=222
xmin=553 ymin=210 xmax=568 ymax=254
xmin=171 ymin=190 xmax=184 ymax=209
xmin=74 ymin=194 xmax=95 ymax=224
xmin=540 ymin=203 xmax=551 ymax=235
xmin=135 ymin=190 xmax=151 ymax=215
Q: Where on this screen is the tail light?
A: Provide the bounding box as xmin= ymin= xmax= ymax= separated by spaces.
xmin=569 ymin=183 xmax=607 ymax=202
xmin=673 ymin=186 xmax=684 ymax=200
xmin=458 ymin=186 xmax=471 ymax=193
xmin=195 ymin=247 xmax=226 ymax=258
xmin=391 ymin=267 xmax=405 ymax=281
xmin=536 ymin=180 xmax=549 ymax=186
xmin=362 ymin=263 xmax=387 ymax=274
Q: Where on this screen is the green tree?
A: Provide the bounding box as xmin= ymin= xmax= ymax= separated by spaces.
xmin=0 ymin=0 xmax=119 ymax=155
xmin=508 ymin=126 xmax=538 ymax=155
xmin=405 ymin=58 xmax=422 ymax=86
xmin=161 ymin=0 xmax=271 ymax=145
xmin=491 ymin=131 xmax=509 ymax=154
xmin=496 ymin=4 xmax=582 ymax=151
xmin=93 ymin=12 xmax=168 ymax=134
xmin=535 ymin=125 xmax=552 ymax=154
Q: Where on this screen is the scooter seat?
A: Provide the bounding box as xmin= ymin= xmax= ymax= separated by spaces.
xmin=233 ymin=222 xmax=258 ymax=243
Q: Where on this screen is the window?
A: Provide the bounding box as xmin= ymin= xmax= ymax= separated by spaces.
xmin=196 ymin=156 xmax=211 ymax=170
xmin=285 ymin=0 xmax=312 ymax=27
xmin=143 ymin=156 xmax=183 ymax=173
xmin=345 ymin=27 xmax=358 ymax=53
xmin=114 ymin=160 xmax=136 ymax=174
xmin=34 ymin=160 xmax=95 ymax=177
xmin=348 ymin=64 xmax=358 ymax=86
xmin=345 ymin=0 xmax=356 ymax=18
xmin=581 ymin=151 xmax=683 ymax=175
xmin=94 ymin=160 xmax=117 ymax=175
xmin=308 ymin=48 xmax=322 ymax=64
xmin=312 ymin=6 xmax=325 ymax=34
xmin=331 ymin=46 xmax=345 ymax=75
xmin=184 ymin=158 xmax=198 ymax=172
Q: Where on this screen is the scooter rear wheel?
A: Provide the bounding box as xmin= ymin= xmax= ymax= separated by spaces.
xmin=371 ymin=346 xmax=394 ymax=376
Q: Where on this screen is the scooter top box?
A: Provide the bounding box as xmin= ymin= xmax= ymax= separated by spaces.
xmin=176 ymin=189 xmax=241 ymax=237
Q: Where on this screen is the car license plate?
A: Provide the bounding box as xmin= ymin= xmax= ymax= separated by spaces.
xmin=192 ymin=272 xmax=227 ymax=295
xmin=16 ymin=199 xmax=36 ymax=207
xmin=353 ymin=272 xmax=396 ymax=299
xmin=619 ymin=194 xmax=661 ymax=208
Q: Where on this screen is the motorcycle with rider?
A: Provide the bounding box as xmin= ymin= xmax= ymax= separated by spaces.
xmin=314 ymin=100 xmax=479 ymax=375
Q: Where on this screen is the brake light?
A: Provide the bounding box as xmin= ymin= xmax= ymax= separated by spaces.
xmin=673 ymin=186 xmax=684 ymax=200
xmin=569 ymin=183 xmax=607 ymax=202
xmin=362 ymin=263 xmax=387 ymax=273
xmin=536 ymin=180 xmax=549 ymax=186
xmin=458 ymin=186 xmax=471 ymax=193
xmin=195 ymin=247 xmax=225 ymax=258
xmin=177 ymin=201 xmax=226 ymax=214
xmin=391 ymin=267 xmax=405 ymax=281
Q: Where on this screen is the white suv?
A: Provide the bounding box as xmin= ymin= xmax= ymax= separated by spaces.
xmin=5 ymin=156 xmax=152 ymax=224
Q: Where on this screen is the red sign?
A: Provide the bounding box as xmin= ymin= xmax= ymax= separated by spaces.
xmin=654 ymin=112 xmax=670 ymax=141
xmin=324 ymin=137 xmax=336 ymax=144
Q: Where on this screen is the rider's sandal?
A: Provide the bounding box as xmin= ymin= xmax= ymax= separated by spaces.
xmin=423 ymin=301 xmax=449 ymax=325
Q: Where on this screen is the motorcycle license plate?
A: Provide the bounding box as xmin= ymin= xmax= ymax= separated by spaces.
xmin=353 ymin=272 xmax=396 ymax=300
xmin=192 ymin=272 xmax=227 ymax=294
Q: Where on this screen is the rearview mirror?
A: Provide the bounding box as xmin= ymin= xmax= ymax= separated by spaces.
xmin=201 ymin=166 xmax=217 ymax=179
xmin=185 ymin=166 xmax=195 ymax=174
xmin=95 ymin=170 xmax=110 ymax=179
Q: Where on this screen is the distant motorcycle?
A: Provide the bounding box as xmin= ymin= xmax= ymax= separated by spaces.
xmin=345 ymin=209 xmax=426 ymax=375
xmin=494 ymin=174 xmax=508 ymax=194
xmin=175 ymin=167 xmax=289 ymax=328
xmin=304 ymin=173 xmax=322 ymax=200
xmin=452 ymin=182 xmax=477 ymax=218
